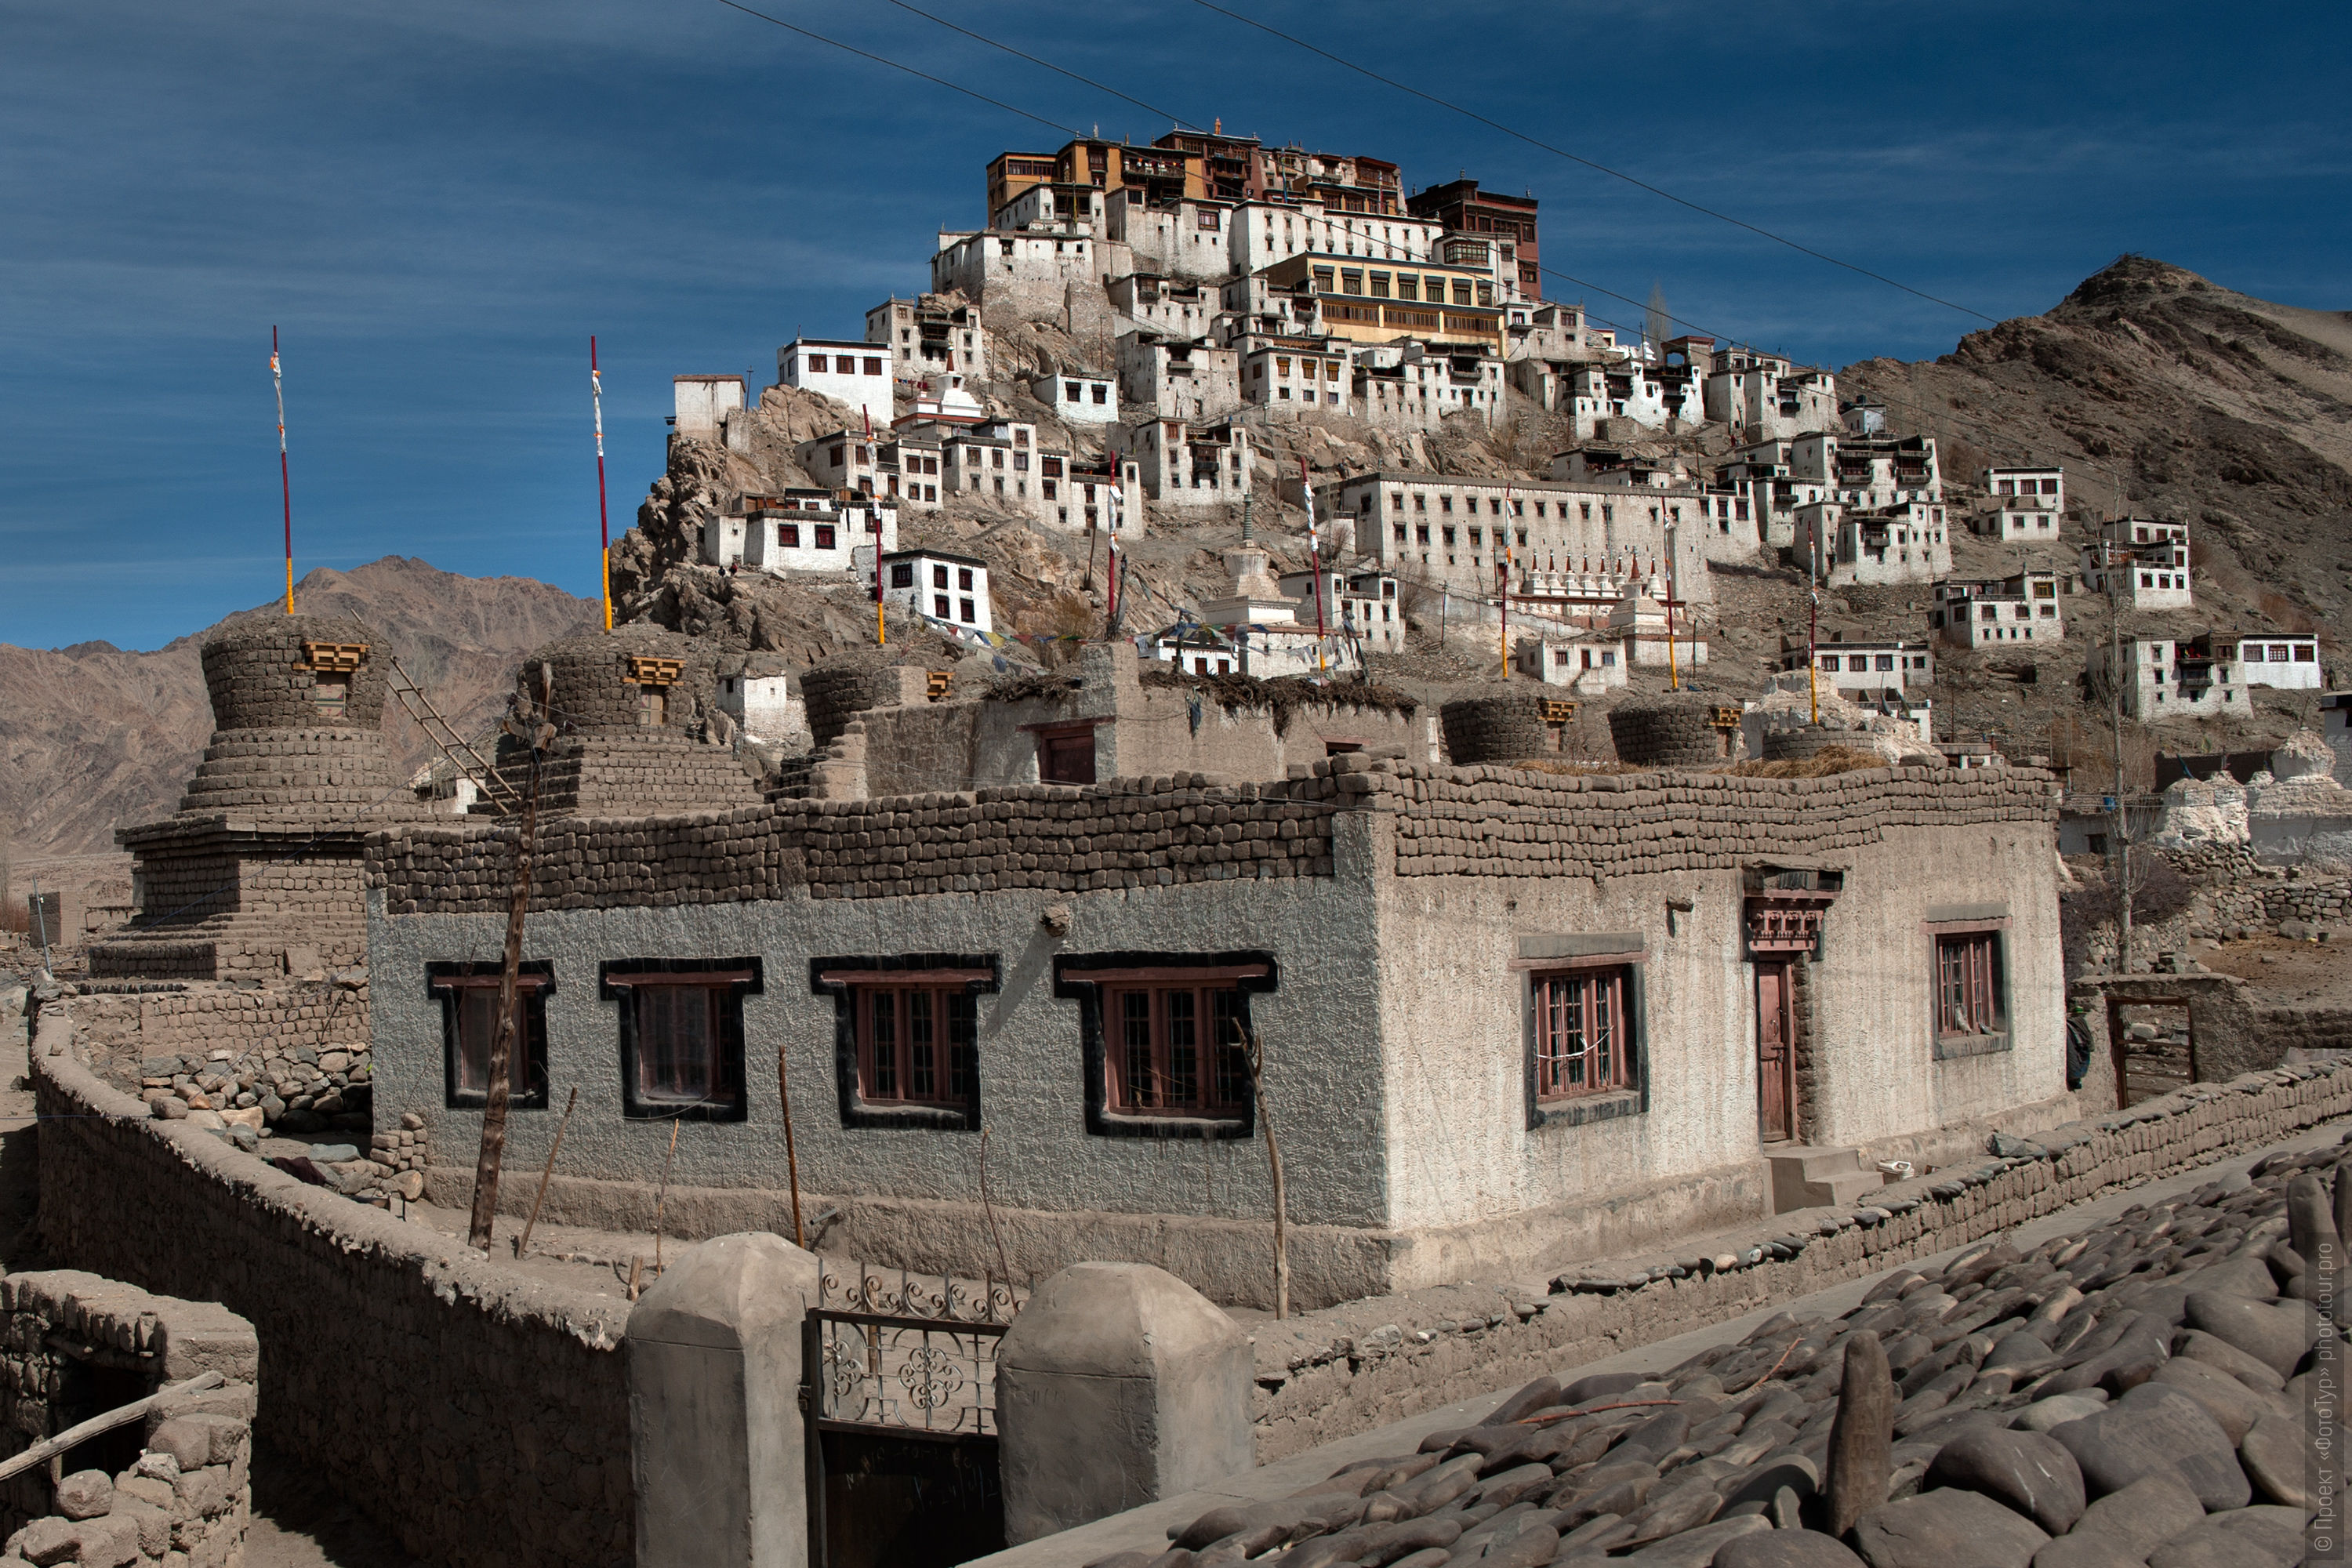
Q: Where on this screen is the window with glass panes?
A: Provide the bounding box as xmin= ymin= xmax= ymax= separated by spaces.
xmin=429 ymin=964 xmax=553 ymax=1108
xmin=1102 ymin=981 xmax=1250 ymax=1116
xmin=1936 ymin=932 xmax=2005 ymax=1038
xmin=1532 ymin=966 xmax=1632 ymax=1100
xmin=858 ymin=985 xmax=978 ymax=1108
xmin=602 ymin=962 xmax=757 ymax=1120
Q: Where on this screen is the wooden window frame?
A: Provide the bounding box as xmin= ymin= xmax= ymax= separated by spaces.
xmin=1512 ymin=946 xmax=1648 ymax=1131
xmin=1927 ymin=920 xmax=2011 ymax=1059
xmin=1031 ymin=721 xmax=1101 ymax=785
xmin=599 ymin=959 xmax=760 ymax=1121
xmin=811 ymin=956 xmax=998 ymax=1131
xmin=1054 ymin=953 xmax=1275 ymax=1139
xmin=428 ymin=961 xmax=554 ymax=1110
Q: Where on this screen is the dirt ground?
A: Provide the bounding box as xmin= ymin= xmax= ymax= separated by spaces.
xmin=2195 ymin=931 xmax=2352 ymax=1007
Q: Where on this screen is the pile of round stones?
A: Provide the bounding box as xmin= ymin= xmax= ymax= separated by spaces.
xmin=1110 ymin=1140 xmax=2344 ymax=1567
xmin=140 ymin=1044 xmax=372 ymax=1143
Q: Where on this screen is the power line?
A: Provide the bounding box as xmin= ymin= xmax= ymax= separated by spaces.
xmin=1186 ymin=0 xmax=1998 ymax=325
xmin=711 ymin=0 xmax=1079 ymax=138
xmin=873 ymin=0 xmax=1201 ymax=136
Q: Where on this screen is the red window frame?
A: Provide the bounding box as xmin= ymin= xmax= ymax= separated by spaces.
xmin=855 ymin=984 xmax=978 ymax=1108
xmin=1936 ymin=931 xmax=2005 ymax=1039
xmin=1533 ymin=965 xmax=1632 ymax=1101
xmin=1102 ymin=981 xmax=1250 ymax=1117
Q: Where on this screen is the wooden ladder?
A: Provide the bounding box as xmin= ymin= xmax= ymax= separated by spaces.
xmin=383 ymin=654 xmax=521 ymax=815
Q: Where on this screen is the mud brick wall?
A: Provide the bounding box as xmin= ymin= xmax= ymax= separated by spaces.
xmin=1384 ymin=760 xmax=2056 ymax=877
xmin=1439 ymin=694 xmax=1555 ymax=765
xmin=175 ymin=731 xmax=412 ymax=817
xmin=1248 ymin=1055 xmax=2352 ymax=1461
xmin=0 ymin=1269 xmax=258 ymax=1555
xmin=372 ymin=771 xmax=1348 ymax=913
xmin=860 ymin=702 xmax=982 ymax=798
xmin=2259 ymin=1004 xmax=2352 ymax=1057
xmin=490 ymin=731 xmax=764 ymax=817
xmin=200 ymin=616 xmax=390 ymax=733
xmin=1607 ymin=698 xmax=1734 ymax=768
xmin=525 ymin=624 xmax=717 ymax=736
xmin=30 ymin=1019 xmax=631 ymax=1568
xmin=802 ymin=660 xmax=917 ymax=749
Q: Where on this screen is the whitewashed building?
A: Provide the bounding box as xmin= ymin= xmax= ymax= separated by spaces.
xmin=866 ymin=295 xmax=986 ymax=392
xmin=1031 ymin=371 xmax=1118 ymax=423
xmin=704 ymin=492 xmax=897 ymax=577
xmin=883 ymin=549 xmax=993 ymax=635
xmin=1116 ymin=332 xmax=1241 ymax=423
xmin=1277 ymin=566 xmax=1406 ymax=655
xmin=1802 ymin=503 xmax=1953 ymax=588
xmin=1516 ymin=631 xmax=1628 ymax=691
xmin=1703 ymin=346 xmax=1839 ymax=440
xmin=2232 ymin=632 xmax=2324 ymax=691
xmin=1931 ymin=572 xmax=2066 ymax=648
xmin=2083 ymin=519 xmax=2193 ymax=610
xmin=716 ymin=654 xmax=806 ymax=749
xmin=1111 ymin=417 xmax=1253 ymax=506
xmin=1240 ymin=339 xmax=1351 ymax=414
xmin=1778 ymin=633 xmax=1936 ymax=696
xmin=775 ymin=338 xmax=893 ymax=427
xmin=671 ymin=375 xmax=744 ymax=437
xmin=2095 ymin=633 xmax=2248 ymax=718
xmin=1972 ymin=467 xmax=2064 ymax=539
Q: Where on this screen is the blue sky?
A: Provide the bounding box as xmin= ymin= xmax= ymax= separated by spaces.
xmin=5 ymin=0 xmax=2344 ymax=650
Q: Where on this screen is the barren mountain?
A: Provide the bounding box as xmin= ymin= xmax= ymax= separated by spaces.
xmin=0 ymin=557 xmax=597 ymax=860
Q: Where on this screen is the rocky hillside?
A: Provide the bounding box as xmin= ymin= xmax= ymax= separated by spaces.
xmin=0 ymin=557 xmax=597 ymax=859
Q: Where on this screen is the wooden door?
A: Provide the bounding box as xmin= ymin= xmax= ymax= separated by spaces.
xmin=1757 ymin=962 xmax=1796 ymax=1143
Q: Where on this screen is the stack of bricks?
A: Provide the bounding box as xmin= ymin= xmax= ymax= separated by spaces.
xmin=523 ymin=624 xmax=719 ymax=735
xmin=1606 ymin=696 xmax=1739 ymax=769
xmin=173 ymin=617 xmax=419 ymax=821
xmin=1439 ymin=694 xmax=1558 ymax=766
xmin=478 ymin=731 xmax=763 ymax=818
xmin=0 ymin=1269 xmax=256 ymax=1566
xmin=1383 ymin=756 xmax=2056 ymax=877
xmin=372 ymin=769 xmax=1348 ymax=913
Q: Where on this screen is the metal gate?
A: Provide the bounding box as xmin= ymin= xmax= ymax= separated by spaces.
xmin=802 ymin=1267 xmax=1019 ymax=1568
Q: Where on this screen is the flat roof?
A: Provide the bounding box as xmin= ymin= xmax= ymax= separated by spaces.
xmin=883 ymin=548 xmax=989 ymax=568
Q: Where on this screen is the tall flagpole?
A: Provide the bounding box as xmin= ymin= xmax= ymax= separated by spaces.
xmin=1500 ymin=485 xmax=1512 ymax=677
xmin=869 ymin=408 xmax=885 ymax=646
xmin=272 ymin=328 xmax=293 ymax=613
xmin=591 ymin=337 xmax=612 ymax=632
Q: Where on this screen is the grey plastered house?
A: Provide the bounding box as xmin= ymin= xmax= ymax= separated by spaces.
xmin=367 ymin=730 xmax=2070 ymax=1309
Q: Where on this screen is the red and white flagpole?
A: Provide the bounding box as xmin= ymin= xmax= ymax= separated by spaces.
xmin=591 ymin=337 xmax=612 ymax=632
xmin=868 ymin=409 xmax=885 ymax=644
xmin=272 ymin=327 xmax=293 ymax=613
xmin=1500 ymin=485 xmax=1512 ymax=677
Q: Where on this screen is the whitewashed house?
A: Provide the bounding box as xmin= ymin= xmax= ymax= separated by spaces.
xmin=2082 ymin=519 xmax=2192 ymax=609
xmin=1277 ymin=567 xmax=1406 ymax=655
xmin=1779 ymin=633 xmax=1935 ymax=696
xmin=775 ymin=338 xmax=893 ymax=427
xmin=705 ymin=492 xmax=897 ymax=577
xmin=1931 ymin=572 xmax=2065 ymax=648
xmin=671 ymin=376 xmax=744 ymax=437
xmin=883 ymin=550 xmax=993 ymax=635
xmin=1030 ymin=372 xmax=1119 ymax=424
xmin=1971 ymin=467 xmax=2064 ymax=540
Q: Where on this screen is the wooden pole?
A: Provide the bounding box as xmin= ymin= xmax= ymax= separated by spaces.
xmin=776 ymin=1041 xmax=806 ymax=1248
xmin=652 ymin=1116 xmax=681 ymax=1277
xmin=1243 ymin=1029 xmax=1289 ymax=1319
xmin=0 ymin=1373 xmax=225 ymax=1487
xmin=467 ymin=728 xmax=543 ymax=1252
xmin=514 ymin=1086 xmax=578 ymax=1259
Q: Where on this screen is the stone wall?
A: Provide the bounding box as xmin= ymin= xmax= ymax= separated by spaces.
xmin=1606 ymin=697 xmax=1735 ymax=768
xmin=62 ymin=979 xmax=372 ymax=1138
xmin=483 ymin=731 xmax=764 ymax=818
xmin=0 ymin=1269 xmax=257 ymax=1563
xmin=28 ymin=1016 xmax=632 ymax=1568
xmin=524 ymin=624 xmax=719 ymax=737
xmin=1247 ymin=1056 xmax=2352 ymax=1461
